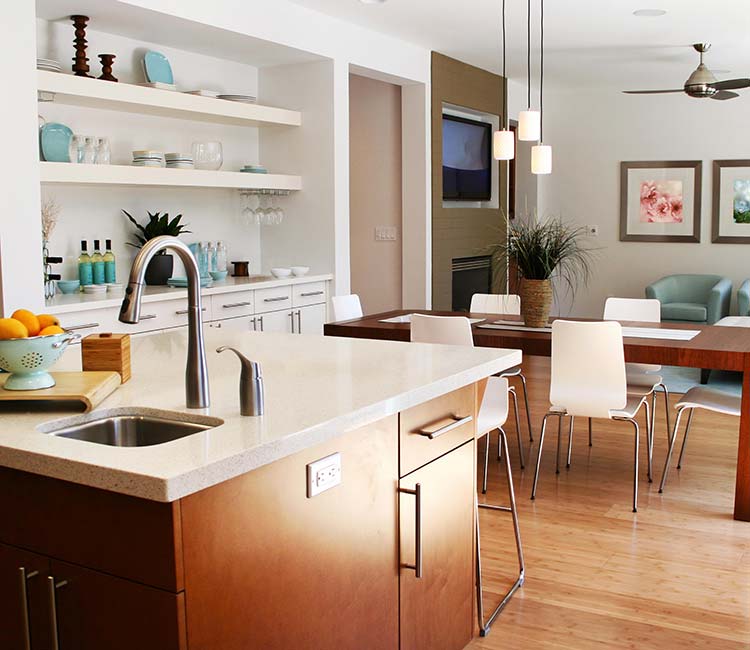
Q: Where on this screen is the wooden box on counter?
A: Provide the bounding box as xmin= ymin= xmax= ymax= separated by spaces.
xmin=82 ymin=333 xmax=131 ymax=383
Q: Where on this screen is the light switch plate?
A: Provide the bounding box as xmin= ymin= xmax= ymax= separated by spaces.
xmin=306 ymin=452 xmax=342 ymax=498
xmin=375 ymin=226 xmax=398 ymax=241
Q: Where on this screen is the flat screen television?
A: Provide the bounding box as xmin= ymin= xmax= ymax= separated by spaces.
xmin=442 ymin=114 xmax=492 ymax=201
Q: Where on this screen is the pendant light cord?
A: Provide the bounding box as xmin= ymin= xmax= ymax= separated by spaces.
xmin=502 ymin=0 xmax=507 ymax=129
xmin=526 ymin=0 xmax=531 ymax=109
xmin=540 ymin=0 xmax=544 ymax=142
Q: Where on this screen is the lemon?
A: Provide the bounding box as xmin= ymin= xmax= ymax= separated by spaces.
xmin=39 ymin=325 xmax=65 ymax=336
xmin=38 ymin=314 xmax=60 ymax=330
xmin=11 ymin=309 xmax=40 ymax=337
xmin=0 ymin=318 xmax=29 ymax=340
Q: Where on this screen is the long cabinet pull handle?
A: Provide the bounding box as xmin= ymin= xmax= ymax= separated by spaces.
xmin=250 ymin=317 xmax=257 ymax=331
xmin=300 ymin=291 xmax=324 ymax=297
xmin=258 ymin=316 xmax=264 ymax=332
xmin=18 ymin=567 xmax=38 ymax=650
xmin=175 ymin=307 xmax=207 ymax=315
xmin=47 ymin=576 xmax=68 ymax=650
xmin=399 ymin=484 xmax=423 ymax=578
xmin=140 ymin=314 xmax=157 ymax=320
xmin=289 ymin=310 xmax=295 ymax=333
xmin=263 ymin=296 xmax=289 ymax=303
xmin=67 ymin=322 xmax=99 ymax=331
xmin=416 ymin=414 xmax=473 ymax=440
xmin=296 ymin=310 xmax=302 ymax=333
xmin=222 ymin=301 xmax=253 ymax=309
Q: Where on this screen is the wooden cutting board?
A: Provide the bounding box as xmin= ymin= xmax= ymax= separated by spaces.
xmin=0 ymin=371 xmax=121 ymax=412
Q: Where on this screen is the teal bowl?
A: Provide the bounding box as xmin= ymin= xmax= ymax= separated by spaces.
xmin=209 ymin=270 xmax=228 ymax=281
xmin=0 ymin=332 xmax=79 ymax=390
xmin=57 ymin=280 xmax=81 ymax=294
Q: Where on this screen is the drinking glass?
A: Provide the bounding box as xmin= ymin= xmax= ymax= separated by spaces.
xmin=192 ymin=141 xmax=223 ymax=170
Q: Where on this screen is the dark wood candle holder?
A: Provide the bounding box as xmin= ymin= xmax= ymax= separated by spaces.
xmin=71 ymin=15 xmax=92 ymax=77
xmin=98 ymin=54 xmax=118 ymax=82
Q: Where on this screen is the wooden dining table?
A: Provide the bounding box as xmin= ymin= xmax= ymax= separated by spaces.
xmin=324 ymin=309 xmax=750 ymax=522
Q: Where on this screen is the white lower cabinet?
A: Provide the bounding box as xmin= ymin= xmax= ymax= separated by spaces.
xmin=258 ymin=309 xmax=294 ymax=334
xmin=297 ymin=303 xmax=326 ymax=334
xmin=210 ymin=316 xmax=258 ymax=332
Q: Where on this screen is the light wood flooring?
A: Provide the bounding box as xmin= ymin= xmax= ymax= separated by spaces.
xmin=469 ymin=356 xmax=750 ymax=649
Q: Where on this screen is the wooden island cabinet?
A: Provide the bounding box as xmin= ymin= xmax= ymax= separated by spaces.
xmin=0 ymin=385 xmax=478 ymax=650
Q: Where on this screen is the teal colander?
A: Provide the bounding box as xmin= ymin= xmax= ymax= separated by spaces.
xmin=0 ymin=332 xmax=80 ymax=390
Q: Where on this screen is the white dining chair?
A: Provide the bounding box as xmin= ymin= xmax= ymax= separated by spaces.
xmin=331 ymin=294 xmax=363 ymax=322
xmin=530 ymin=320 xmax=652 ymax=513
xmin=658 ymin=386 xmax=740 ymax=493
xmin=470 ymin=293 xmax=534 ymax=444
xmin=410 ymin=313 xmax=524 ymax=634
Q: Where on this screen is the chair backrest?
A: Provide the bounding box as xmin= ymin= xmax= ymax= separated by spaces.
xmin=470 ymin=293 xmax=521 ymax=316
xmin=476 ymin=376 xmax=510 ymax=437
xmin=410 ymin=314 xmax=474 ymax=347
xmin=331 ymin=294 xmax=363 ymax=321
xmin=603 ymin=297 xmax=661 ymax=323
xmin=647 ymin=274 xmax=724 ymax=303
xmin=550 ymin=320 xmax=627 ymax=419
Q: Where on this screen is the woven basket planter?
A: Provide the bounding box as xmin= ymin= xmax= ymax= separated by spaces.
xmin=520 ymin=278 xmax=553 ymax=328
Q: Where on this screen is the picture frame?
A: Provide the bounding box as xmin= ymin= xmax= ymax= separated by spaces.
xmin=619 ymin=160 xmax=702 ymax=243
xmin=712 ymin=159 xmax=750 ymax=243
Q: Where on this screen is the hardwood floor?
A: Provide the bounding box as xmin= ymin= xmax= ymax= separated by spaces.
xmin=470 ymin=356 xmax=750 ymax=649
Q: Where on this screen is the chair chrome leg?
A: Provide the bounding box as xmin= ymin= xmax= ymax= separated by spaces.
xmin=643 ymin=399 xmax=653 ymax=483
xmin=482 ymin=431 xmax=490 ymax=494
xmin=658 ymin=383 xmax=671 ymax=442
xmin=658 ymin=406 xmax=688 ymax=493
xmin=531 ymin=413 xmax=553 ymax=500
xmin=650 ymin=391 xmax=657 ymax=446
xmin=588 ymin=417 xmax=593 ymax=447
xmin=519 ymin=372 xmax=533 ymax=443
xmin=629 ymin=418 xmax=640 ymax=513
xmin=677 ymin=408 xmax=695 ymax=470
xmin=509 ymin=387 xmax=525 ymax=469
xmin=566 ymin=416 xmax=575 ymax=468
xmin=476 ymin=427 xmax=525 ymax=636
xmin=555 ymin=414 xmax=563 ymax=474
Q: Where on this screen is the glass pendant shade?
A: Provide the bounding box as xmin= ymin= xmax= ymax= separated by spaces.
xmin=531 ymin=144 xmax=552 ymax=174
xmin=493 ymin=129 xmax=515 ymax=160
xmin=518 ymin=110 xmax=540 ymax=141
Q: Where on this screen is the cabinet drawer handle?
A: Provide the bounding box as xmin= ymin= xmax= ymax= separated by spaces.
xmin=175 ymin=307 xmax=207 ymax=315
xmin=140 ymin=314 xmax=157 ymax=321
xmin=300 ymin=291 xmax=324 ymax=297
xmin=67 ymin=322 xmax=99 ymax=331
xmin=222 ymin=301 xmax=253 ymax=309
xmin=47 ymin=576 xmax=68 ymax=650
xmin=19 ymin=567 xmax=38 ymax=650
xmin=416 ymin=414 xmax=473 ymax=440
xmin=263 ymin=296 xmax=289 ymax=303
xmin=399 ymin=483 xmax=423 ymax=578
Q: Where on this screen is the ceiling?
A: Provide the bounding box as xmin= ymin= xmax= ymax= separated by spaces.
xmin=288 ymin=0 xmax=750 ymax=91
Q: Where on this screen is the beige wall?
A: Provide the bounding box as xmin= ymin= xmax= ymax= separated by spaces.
xmin=349 ymin=74 xmax=403 ymax=314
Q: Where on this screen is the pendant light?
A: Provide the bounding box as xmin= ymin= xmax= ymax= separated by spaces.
xmin=493 ymin=0 xmax=515 ymax=160
xmin=518 ymin=0 xmax=540 ymax=141
xmin=531 ymin=0 xmax=552 ymax=174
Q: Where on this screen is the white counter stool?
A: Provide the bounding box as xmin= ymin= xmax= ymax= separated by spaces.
xmin=470 ymin=293 xmax=534 ymax=443
xmin=531 ymin=320 xmax=652 ymax=513
xmin=658 ymin=387 xmax=740 ymax=493
xmin=331 ymin=294 xmax=363 ymax=321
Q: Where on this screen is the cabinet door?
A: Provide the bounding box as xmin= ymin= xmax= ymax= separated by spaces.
xmin=297 ymin=303 xmax=326 ymax=335
xmin=211 ymin=315 xmax=258 ymax=332
xmin=0 ymin=543 xmax=51 ymax=650
xmin=399 ymin=441 xmax=475 ymax=650
xmin=49 ymin=560 xmax=186 ymax=650
xmin=257 ymin=308 xmax=293 ymax=333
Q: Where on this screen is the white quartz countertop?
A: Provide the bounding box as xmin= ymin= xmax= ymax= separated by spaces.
xmin=45 ymin=274 xmax=333 ymax=314
xmin=0 ymin=329 xmax=521 ymax=502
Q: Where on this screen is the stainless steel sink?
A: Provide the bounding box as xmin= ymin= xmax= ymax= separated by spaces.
xmin=41 ymin=409 xmax=223 ymax=447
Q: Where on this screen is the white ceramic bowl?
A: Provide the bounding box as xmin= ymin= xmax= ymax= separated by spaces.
xmin=270 ymin=267 xmax=292 ymax=278
xmin=291 ymin=266 xmax=309 ymax=277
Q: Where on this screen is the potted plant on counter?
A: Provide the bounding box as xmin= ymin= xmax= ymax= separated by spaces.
xmin=489 ymin=217 xmax=595 ymax=328
xmin=123 ymin=210 xmax=191 ymax=285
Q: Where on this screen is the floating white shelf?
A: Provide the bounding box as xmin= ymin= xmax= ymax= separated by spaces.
xmin=39 ymin=162 xmax=302 ymax=191
xmin=37 ymin=70 xmax=301 ymax=128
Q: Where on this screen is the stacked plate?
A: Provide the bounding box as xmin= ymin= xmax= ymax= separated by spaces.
xmin=83 ymin=285 xmax=107 ymax=295
xmin=184 ymin=89 xmax=219 ymax=98
xmin=165 ymin=153 xmax=194 ymax=169
xmin=240 ymin=164 xmax=267 ymax=174
xmin=132 ymin=150 xmax=165 ymax=167
xmin=217 ymin=94 xmax=257 ymax=104
xmin=37 ymin=58 xmax=62 ymax=73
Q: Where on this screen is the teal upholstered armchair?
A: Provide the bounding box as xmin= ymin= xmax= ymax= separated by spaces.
xmin=738 ymin=280 xmax=750 ymax=317
xmin=645 ymin=274 xmax=732 ymax=325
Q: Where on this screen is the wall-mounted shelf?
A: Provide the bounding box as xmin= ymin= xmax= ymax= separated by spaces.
xmin=37 ymin=71 xmax=302 ymax=128
xmin=40 ymin=162 xmax=302 ymax=191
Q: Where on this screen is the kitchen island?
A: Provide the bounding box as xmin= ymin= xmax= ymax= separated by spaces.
xmin=0 ymin=329 xmax=520 ymax=650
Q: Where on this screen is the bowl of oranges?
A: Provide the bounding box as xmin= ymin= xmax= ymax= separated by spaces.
xmin=0 ymin=310 xmax=77 ymax=390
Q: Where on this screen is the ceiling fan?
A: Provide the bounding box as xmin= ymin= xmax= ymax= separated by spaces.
xmin=623 ymin=43 xmax=750 ymax=100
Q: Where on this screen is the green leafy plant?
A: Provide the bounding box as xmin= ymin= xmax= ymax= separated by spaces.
xmin=123 ymin=210 xmax=191 ymax=254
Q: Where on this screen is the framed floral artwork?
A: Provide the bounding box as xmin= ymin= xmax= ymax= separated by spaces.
xmin=619 ymin=161 xmax=702 ymax=242
xmin=712 ymin=160 xmax=750 ymax=243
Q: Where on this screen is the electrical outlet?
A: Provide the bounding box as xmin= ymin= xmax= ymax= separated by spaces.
xmin=306 ymin=452 xmax=342 ymax=498
xmin=586 ymin=225 xmax=599 ymax=237
xmin=375 ymin=226 xmax=398 ymax=241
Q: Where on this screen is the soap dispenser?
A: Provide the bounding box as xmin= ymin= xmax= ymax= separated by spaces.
xmin=216 ymin=346 xmax=264 ymax=416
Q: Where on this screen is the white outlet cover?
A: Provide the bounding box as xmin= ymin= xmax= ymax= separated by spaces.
xmin=306 ymin=452 xmax=342 ymax=498
xmin=375 ymin=226 xmax=398 ymax=241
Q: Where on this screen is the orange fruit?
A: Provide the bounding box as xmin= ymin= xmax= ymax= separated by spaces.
xmin=0 ymin=318 xmax=28 ymax=340
xmin=11 ymin=309 xmax=40 ymax=336
xmin=38 ymin=314 xmax=60 ymax=330
xmin=39 ymin=325 xmax=65 ymax=336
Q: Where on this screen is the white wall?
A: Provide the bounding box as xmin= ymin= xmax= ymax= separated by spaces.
xmin=538 ymin=87 xmax=750 ymax=317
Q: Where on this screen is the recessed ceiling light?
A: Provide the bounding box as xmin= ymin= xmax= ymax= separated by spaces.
xmin=633 ymin=8 xmax=667 ymax=16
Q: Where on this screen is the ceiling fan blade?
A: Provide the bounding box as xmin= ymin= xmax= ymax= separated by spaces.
xmin=711 ymin=78 xmax=750 ymax=90
xmin=711 ymin=90 xmax=740 ymax=101
xmin=622 ymin=89 xmax=683 ymax=94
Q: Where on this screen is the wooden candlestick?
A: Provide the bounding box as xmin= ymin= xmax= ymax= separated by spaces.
xmin=98 ymin=54 xmax=118 ymax=82
xmin=71 ymin=15 xmax=92 ymax=78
